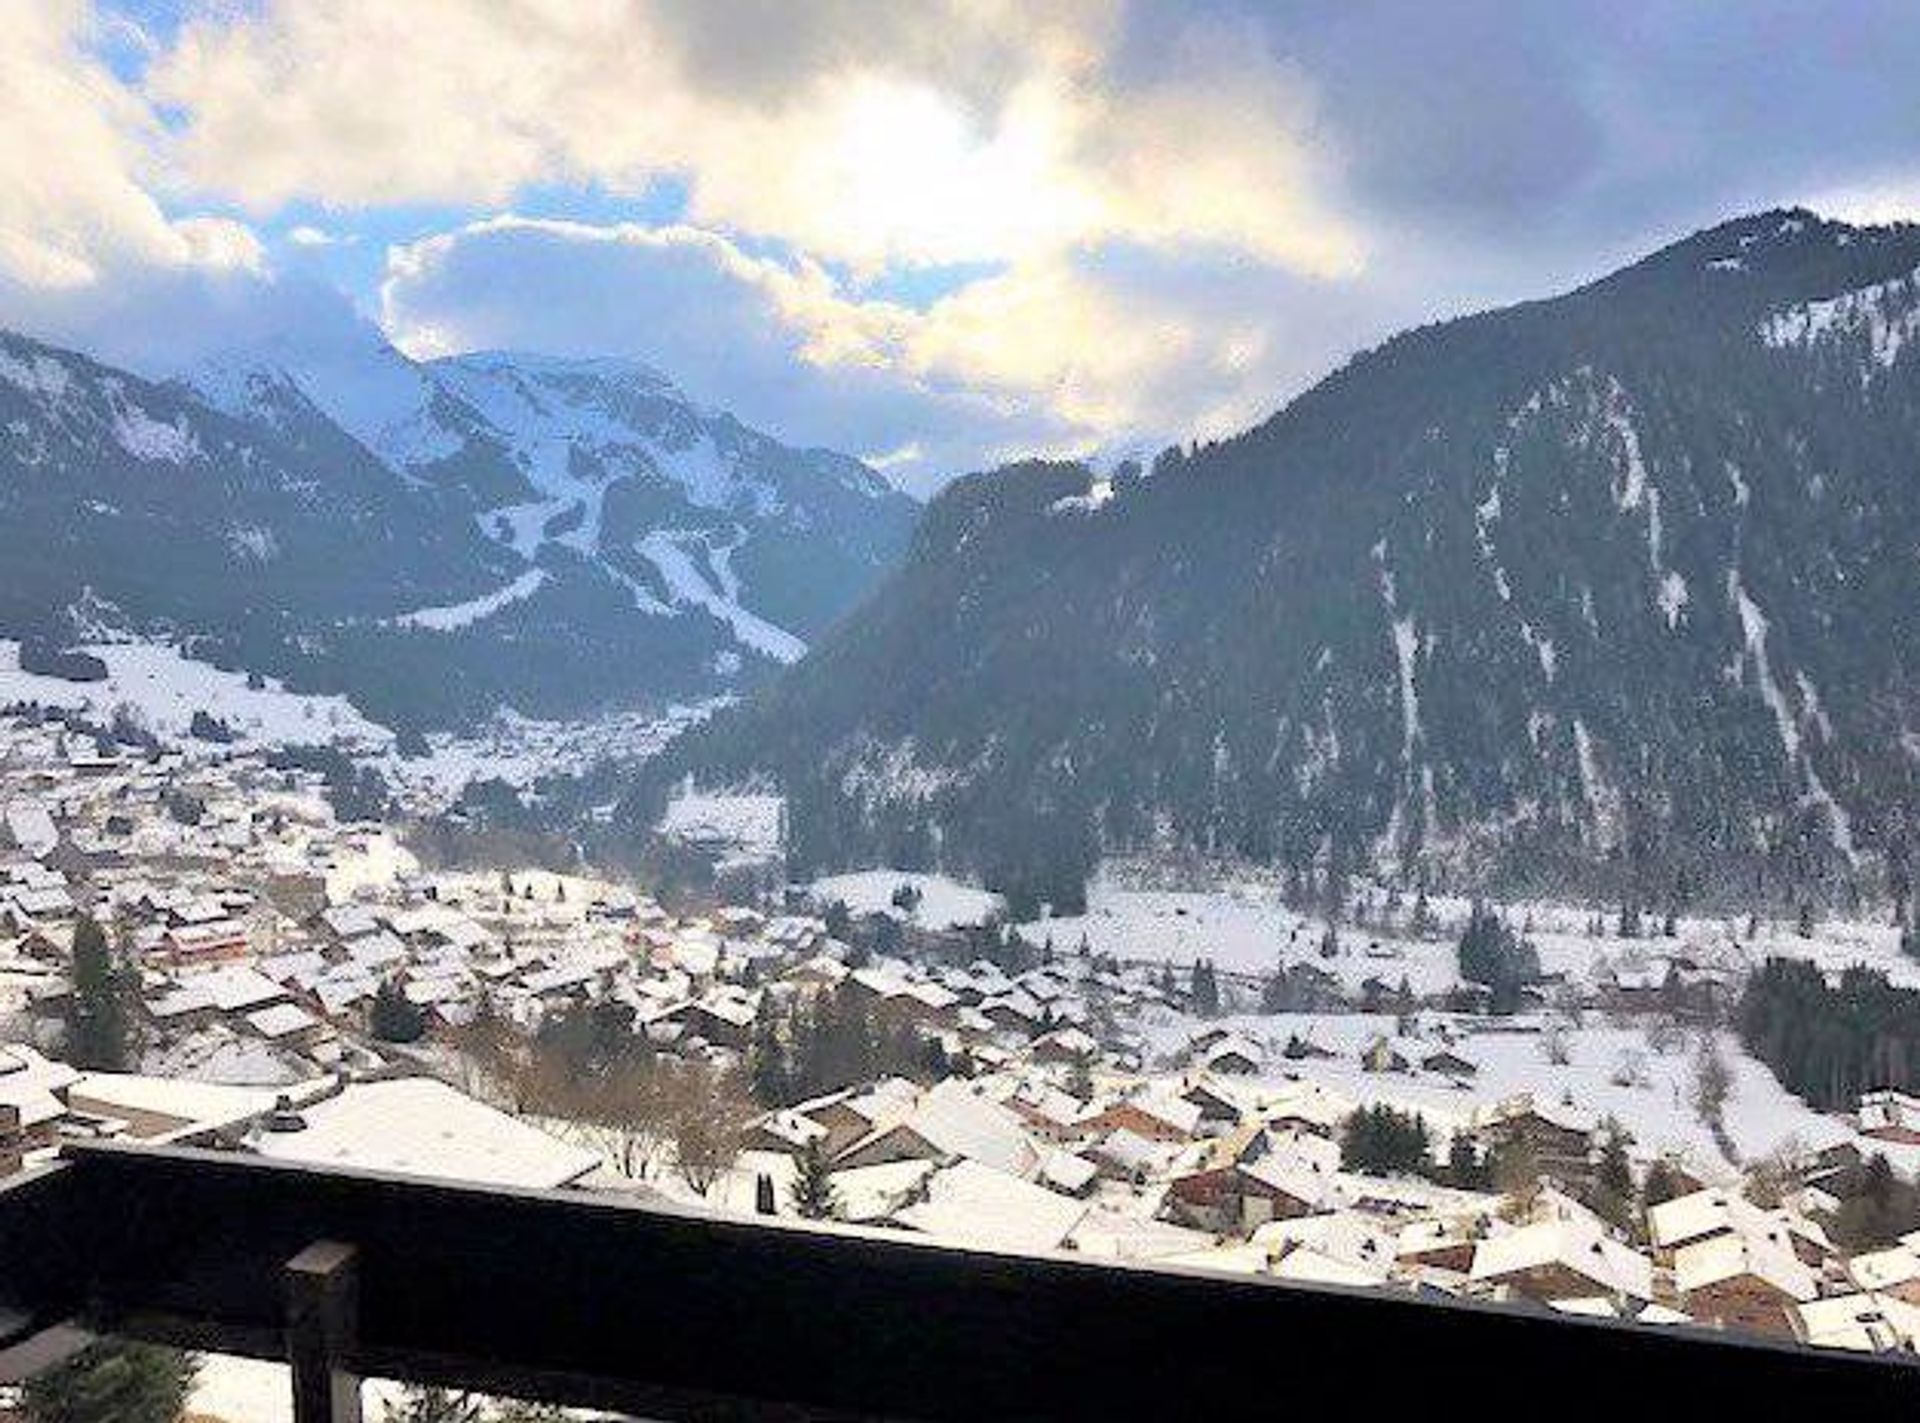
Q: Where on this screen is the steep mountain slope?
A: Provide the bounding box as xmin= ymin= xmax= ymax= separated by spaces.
xmin=643 ymin=210 xmax=1920 ymax=911
xmin=0 ymin=325 xmax=915 ymax=735
xmin=188 ymin=336 xmax=916 ymax=666
xmin=0 ymin=327 xmax=510 ymax=637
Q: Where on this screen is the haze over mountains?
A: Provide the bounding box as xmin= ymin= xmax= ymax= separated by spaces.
xmin=638 ymin=210 xmax=1920 ymax=911
xmin=0 ymin=320 xmax=916 ymax=731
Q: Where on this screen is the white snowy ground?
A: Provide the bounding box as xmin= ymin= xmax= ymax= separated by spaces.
xmin=192 ymin=1355 xmax=410 ymax=1423
xmin=1130 ymin=1002 xmax=1862 ymax=1178
xmin=1021 ymin=869 xmax=1920 ymax=1000
xmin=0 ymin=639 xmax=392 ymax=752
xmin=806 ymin=870 xmax=1005 ymax=932
xmin=390 ymin=568 xmax=548 ymax=630
xmin=1018 ymin=875 xmax=1463 ymax=996
xmin=0 ymin=634 xmax=717 ymax=809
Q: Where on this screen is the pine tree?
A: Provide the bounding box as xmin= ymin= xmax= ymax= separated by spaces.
xmin=788 ymin=1136 xmax=841 ymax=1221
xmin=1189 ymin=959 xmax=1221 ymax=1017
xmin=22 ymin=1339 xmax=198 ymax=1423
xmin=370 ymin=978 xmax=426 ymax=1043
xmin=63 ymin=914 xmax=137 ymax=1071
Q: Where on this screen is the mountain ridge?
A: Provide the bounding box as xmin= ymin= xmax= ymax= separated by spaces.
xmin=632 ymin=208 xmax=1920 ymax=914
xmin=1 ymin=320 xmax=917 ymax=732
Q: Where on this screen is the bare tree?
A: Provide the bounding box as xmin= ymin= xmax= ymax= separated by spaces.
xmin=1691 ymin=1036 xmax=1734 ymax=1140
xmin=586 ymin=1055 xmax=682 ymax=1181
xmin=668 ymin=1062 xmax=753 ymax=1197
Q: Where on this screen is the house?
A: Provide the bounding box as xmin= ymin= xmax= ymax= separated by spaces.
xmin=64 ymin=1072 xmax=285 ymax=1146
xmin=252 ymin=1076 xmax=601 ymax=1190
xmin=677 ymin=988 xmax=759 ymax=1049
xmin=1674 ymin=1230 xmax=1819 ymax=1337
xmin=1468 ymin=1218 xmax=1653 ymax=1304
xmin=891 ymin=1159 xmax=1087 ymax=1255
xmin=1030 ymin=1026 xmax=1098 ymax=1065
xmin=1858 ymin=1089 xmax=1920 ymax=1144
xmin=1648 ymin=1188 xmax=1831 ymax=1269
xmin=795 ymin=1078 xmax=919 ymax=1156
xmin=1420 ymin=1049 xmax=1479 ymax=1080
xmin=1163 ymin=1127 xmax=1336 ymax=1232
xmin=1846 ymin=1244 xmax=1920 ymax=1306
xmin=0 ymin=1045 xmax=80 ymax=1175
xmin=245 ymin=1001 xmax=325 ymax=1049
xmin=1180 ymin=1074 xmax=1255 ymax=1131
xmin=1792 ymin=1292 xmax=1920 ymax=1353
xmin=1202 ymin=1035 xmax=1265 ymax=1075
xmin=1079 ymin=1089 xmax=1201 ymax=1144
xmin=834 ymin=1078 xmax=1041 ymax=1179
xmin=157 ymin=918 xmax=251 ymax=967
xmin=1478 ymin=1094 xmax=1597 ymax=1185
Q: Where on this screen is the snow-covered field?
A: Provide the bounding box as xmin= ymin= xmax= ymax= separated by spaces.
xmin=0 ymin=639 xmax=393 ymax=751
xmin=658 ymin=786 xmax=785 ymax=857
xmin=0 ymin=635 xmax=717 ymax=808
xmin=1020 ymin=868 xmax=1920 ymax=1000
xmin=1133 ymin=1004 xmax=1856 ymax=1177
xmin=1019 ymin=875 xmax=1464 ymax=996
xmin=808 ymin=869 xmax=1005 ymax=931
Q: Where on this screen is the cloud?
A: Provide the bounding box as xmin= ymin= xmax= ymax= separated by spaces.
xmin=0 ymin=0 xmax=284 ymax=371
xmin=381 ymin=216 xmax=1080 ymax=491
xmin=380 ymin=214 xmax=1405 ymax=489
xmin=285 ymin=224 xmax=353 ymax=248
xmin=148 ymin=0 xmax=1359 ymax=277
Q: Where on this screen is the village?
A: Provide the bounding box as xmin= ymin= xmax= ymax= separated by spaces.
xmin=5 ymin=695 xmax=1920 ymax=1380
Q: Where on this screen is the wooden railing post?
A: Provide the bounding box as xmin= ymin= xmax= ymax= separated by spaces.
xmin=287 ymin=1241 xmax=361 ymax=1423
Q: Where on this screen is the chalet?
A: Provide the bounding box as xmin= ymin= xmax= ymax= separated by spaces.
xmin=1846 ymin=1244 xmax=1920 ymax=1306
xmin=1001 ymin=1080 xmax=1089 ymax=1143
xmin=0 ymin=1045 xmax=78 ymax=1176
xmin=1479 ymin=1094 xmax=1597 ymax=1185
xmin=742 ymin=1107 xmax=831 ymax=1157
xmin=835 ymin=1079 xmax=1041 ymax=1180
xmin=677 ymin=988 xmax=759 ymax=1050
xmin=1858 ymin=1089 xmax=1920 ymax=1144
xmin=1031 ymin=1027 xmax=1099 ymax=1065
xmin=1420 ymin=1049 xmax=1479 ymax=1080
xmin=1082 ymin=1127 xmax=1164 ymax=1185
xmin=1038 ymin=1147 xmax=1101 ymax=1198
xmin=1202 ymin=1035 xmax=1265 ymax=1075
xmin=1648 ymin=1188 xmax=1832 ymax=1269
xmin=1792 ymin=1293 xmax=1920 ymax=1353
xmin=1181 ymin=1074 xmax=1253 ymax=1130
xmin=979 ymin=990 xmax=1044 ymax=1035
xmin=891 ymin=1159 xmax=1086 ymax=1256
xmin=245 ymin=1001 xmax=325 ymax=1050
xmin=1079 ymin=1089 xmax=1201 ymax=1144
xmin=1253 ymin=1212 xmax=1398 ymax=1288
xmin=796 ymin=1078 xmax=919 ymax=1157
xmin=1468 ymin=1218 xmax=1653 ymax=1304
xmin=158 ymin=918 xmax=251 ymax=967
xmin=1674 ymin=1230 xmax=1819 ymax=1338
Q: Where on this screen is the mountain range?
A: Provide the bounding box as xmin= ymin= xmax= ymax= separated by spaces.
xmin=635 ymin=210 xmax=1920 ymax=913
xmin=0 ymin=323 xmax=917 ymax=731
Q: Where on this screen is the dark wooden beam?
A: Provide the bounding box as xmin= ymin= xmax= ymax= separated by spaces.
xmin=0 ymin=1140 xmax=1914 ymax=1418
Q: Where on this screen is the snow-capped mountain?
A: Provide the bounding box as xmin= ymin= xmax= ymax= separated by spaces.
xmin=187 ymin=335 xmax=917 ymax=665
xmin=0 ymin=323 xmax=915 ymax=733
xmin=642 ymin=210 xmax=1920 ymax=912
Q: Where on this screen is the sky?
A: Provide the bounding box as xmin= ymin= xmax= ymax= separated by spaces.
xmin=5 ymin=2 xmax=1920 ymax=495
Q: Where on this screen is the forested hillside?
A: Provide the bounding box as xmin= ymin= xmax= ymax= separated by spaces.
xmin=636 ymin=210 xmax=1920 ymax=913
